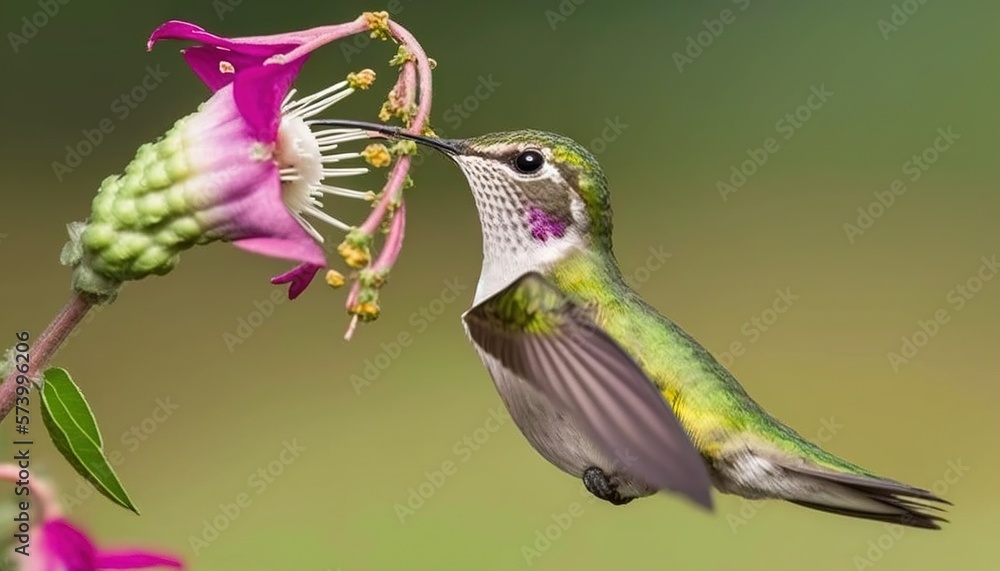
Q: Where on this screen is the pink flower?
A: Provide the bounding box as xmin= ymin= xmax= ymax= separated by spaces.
xmin=135 ymin=21 xmax=372 ymax=298
xmin=23 ymin=519 xmax=183 ymax=571
xmin=70 ymin=16 xmax=435 ymax=333
xmin=0 ymin=465 xmax=182 ymax=571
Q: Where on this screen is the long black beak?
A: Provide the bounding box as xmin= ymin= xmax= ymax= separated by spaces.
xmin=307 ymin=119 xmax=462 ymax=156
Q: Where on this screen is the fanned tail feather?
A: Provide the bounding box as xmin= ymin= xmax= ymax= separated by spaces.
xmin=779 ymin=462 xmax=950 ymax=530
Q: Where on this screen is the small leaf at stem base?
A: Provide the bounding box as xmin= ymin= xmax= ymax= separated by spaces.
xmin=38 ymin=367 xmax=140 ymax=514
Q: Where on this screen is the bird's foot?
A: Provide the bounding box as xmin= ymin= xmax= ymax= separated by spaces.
xmin=583 ymin=466 xmax=633 ymax=506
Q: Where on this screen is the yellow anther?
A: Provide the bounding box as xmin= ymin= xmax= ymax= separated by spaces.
xmin=363 ymin=11 xmax=391 ymax=39
xmin=361 ymin=144 xmax=392 ymax=167
xmin=351 ymin=301 xmax=380 ymax=321
xmin=324 ymin=269 xmax=346 ymax=288
xmin=347 ymin=69 xmax=377 ymax=90
xmin=337 ymin=241 xmax=370 ymax=269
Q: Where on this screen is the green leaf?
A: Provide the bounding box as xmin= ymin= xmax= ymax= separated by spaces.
xmin=38 ymin=367 xmax=139 ymax=514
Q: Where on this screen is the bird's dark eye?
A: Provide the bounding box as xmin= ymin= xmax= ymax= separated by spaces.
xmin=513 ymin=149 xmax=545 ymax=174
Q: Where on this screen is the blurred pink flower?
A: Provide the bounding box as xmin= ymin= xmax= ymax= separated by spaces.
xmin=1 ymin=465 xmax=182 ymax=571
xmin=24 ymin=518 xmax=183 ymax=571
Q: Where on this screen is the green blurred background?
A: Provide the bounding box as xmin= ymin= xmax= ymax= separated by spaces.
xmin=1 ymin=0 xmax=996 ymax=569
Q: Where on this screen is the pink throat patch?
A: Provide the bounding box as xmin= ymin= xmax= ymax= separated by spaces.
xmin=527 ymin=207 xmax=568 ymax=242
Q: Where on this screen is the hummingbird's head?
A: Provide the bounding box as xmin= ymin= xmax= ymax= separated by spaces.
xmin=306 ymin=121 xmax=614 ymax=262
xmin=447 ymin=129 xmax=613 ymax=253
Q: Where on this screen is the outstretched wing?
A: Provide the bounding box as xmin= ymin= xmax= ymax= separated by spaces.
xmin=463 ymin=272 xmax=713 ymax=509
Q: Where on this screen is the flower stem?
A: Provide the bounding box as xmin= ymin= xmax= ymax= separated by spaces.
xmin=339 ymin=18 xmax=432 ymax=339
xmin=258 ymin=18 xmax=369 ymax=63
xmin=387 ymin=21 xmax=434 ymax=130
xmin=355 ymin=19 xmax=431 ymax=240
xmin=359 ymin=156 xmax=412 ymax=236
xmin=371 ymin=201 xmax=406 ymax=273
xmin=0 ymin=292 xmax=95 ymax=422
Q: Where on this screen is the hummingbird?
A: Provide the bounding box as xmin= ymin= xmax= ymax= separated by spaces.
xmin=317 ymin=120 xmax=949 ymax=529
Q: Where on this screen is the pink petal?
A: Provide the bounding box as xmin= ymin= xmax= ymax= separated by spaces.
xmin=41 ymin=519 xmax=97 ymax=571
xmin=147 ymin=20 xmax=210 ymax=51
xmin=181 ymin=46 xmax=273 ymax=92
xmin=149 ymin=20 xmax=303 ymax=93
xmin=271 ymin=263 xmax=324 ymax=299
xmin=234 ymin=235 xmax=325 ymax=268
xmin=226 ymin=177 xmax=327 ymax=268
xmin=182 ymin=86 xmax=327 ymax=271
xmin=232 ymin=57 xmax=308 ymax=140
xmin=147 ymin=23 xmax=335 ymax=297
xmin=94 ymin=550 xmax=184 ymax=569
xmin=147 ymin=20 xmax=295 ymax=57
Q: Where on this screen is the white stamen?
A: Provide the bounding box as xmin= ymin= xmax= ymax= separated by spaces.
xmin=322 ymin=167 xmax=369 ymax=177
xmin=280 ymin=88 xmax=298 ymax=109
xmin=321 ymin=152 xmax=362 ymax=163
xmin=284 ymin=81 xmax=354 ymax=119
xmin=317 ymin=185 xmax=373 ymax=199
xmin=311 ymin=128 xmax=361 ymax=138
xmin=275 ymin=82 xmax=373 ymax=241
xmin=313 ymin=131 xmax=370 ymax=145
xmin=282 ymin=81 xmax=349 ymax=112
xmin=303 ymin=205 xmax=351 ymax=231
xmin=296 ymin=94 xmax=355 ymax=120
xmin=291 ymin=211 xmax=325 ymax=243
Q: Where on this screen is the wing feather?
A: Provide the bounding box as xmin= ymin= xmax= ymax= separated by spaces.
xmin=464 ymin=272 xmax=713 ymax=509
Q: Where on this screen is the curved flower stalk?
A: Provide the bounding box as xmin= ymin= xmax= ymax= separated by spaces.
xmin=0 ymin=465 xmax=184 ymax=570
xmin=1 ymin=13 xmax=434 ymax=420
